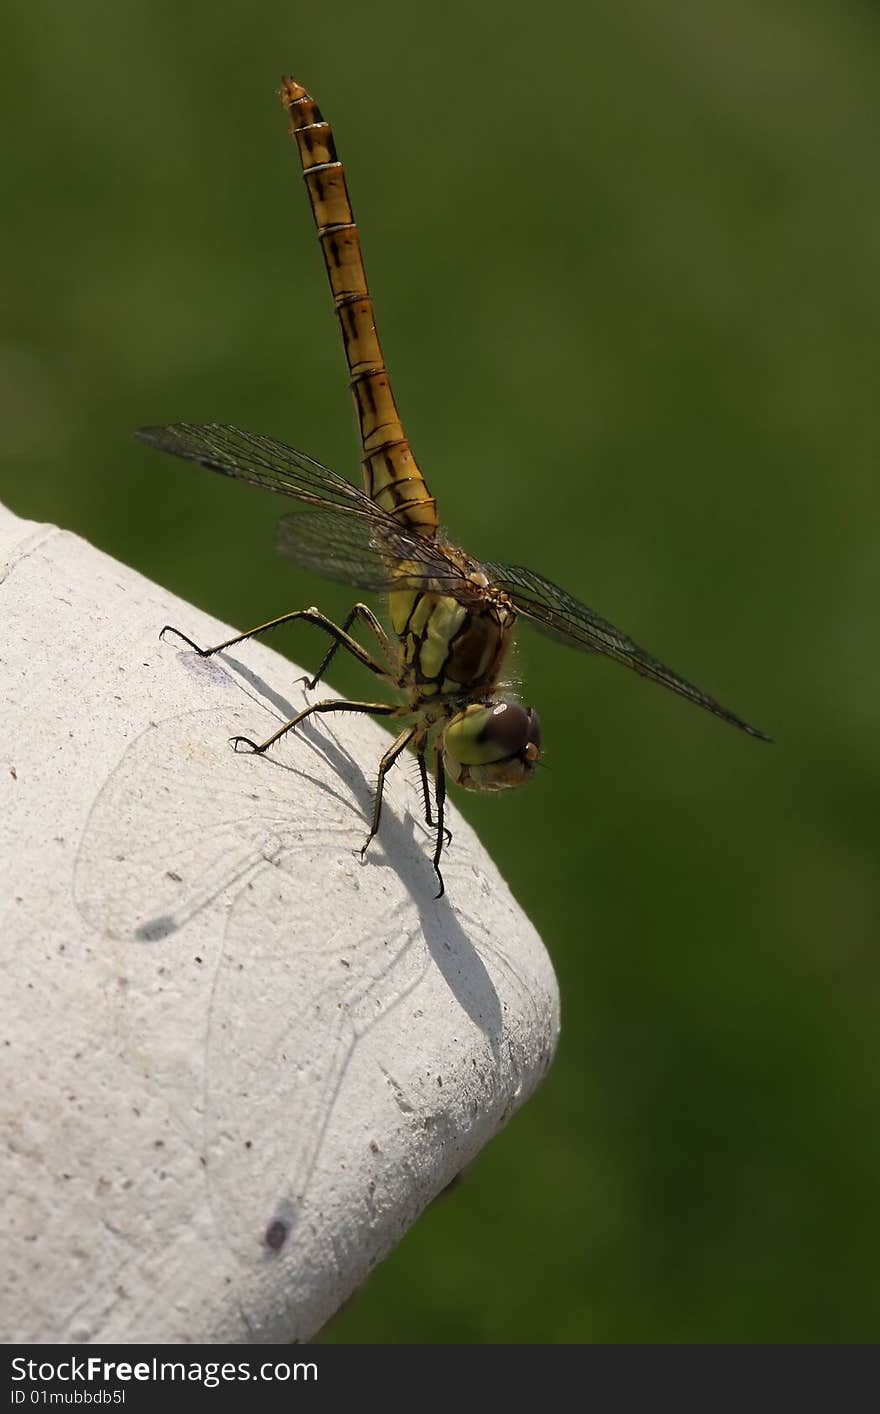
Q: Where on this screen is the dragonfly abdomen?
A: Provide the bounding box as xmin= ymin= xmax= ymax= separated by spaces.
xmin=282 ymin=77 xmax=437 ymax=537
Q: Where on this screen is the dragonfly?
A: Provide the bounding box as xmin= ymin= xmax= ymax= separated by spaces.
xmin=136 ymin=76 xmax=769 ymax=897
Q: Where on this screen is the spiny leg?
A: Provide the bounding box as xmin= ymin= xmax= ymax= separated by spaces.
xmin=231 ymin=698 xmax=401 ymax=756
xmin=431 ymin=741 xmax=448 ymax=900
xmin=417 ymin=745 xmax=452 ymax=844
xmin=161 ymin=607 xmax=388 ymax=681
xmin=160 ymin=611 xmax=300 ymax=655
xmin=359 ymin=723 xmax=418 ymax=863
xmin=307 ymin=603 xmax=390 ymax=690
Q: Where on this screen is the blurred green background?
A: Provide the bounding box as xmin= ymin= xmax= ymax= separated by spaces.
xmin=4 ymin=0 xmax=879 ymax=1342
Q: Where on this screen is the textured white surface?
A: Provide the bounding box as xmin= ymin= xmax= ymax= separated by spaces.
xmin=0 ymin=502 xmax=559 ymax=1344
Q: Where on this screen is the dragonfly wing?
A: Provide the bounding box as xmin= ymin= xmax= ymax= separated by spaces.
xmin=135 ymin=422 xmax=380 ymax=517
xmin=485 ymin=560 xmax=770 ymax=740
xmin=275 ymin=507 xmax=398 ymax=591
xmin=137 ymin=421 xmax=480 ymax=597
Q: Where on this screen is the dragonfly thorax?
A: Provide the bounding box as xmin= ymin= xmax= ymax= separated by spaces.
xmin=442 ymin=701 xmax=542 ymax=792
xmin=390 ymin=583 xmax=517 ymax=709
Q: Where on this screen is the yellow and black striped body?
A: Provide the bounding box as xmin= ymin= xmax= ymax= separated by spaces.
xmin=282 ymin=78 xmax=521 ymax=757
xmin=389 ymin=574 xmax=517 ymax=713
xmin=282 ymin=77 xmax=437 ymax=536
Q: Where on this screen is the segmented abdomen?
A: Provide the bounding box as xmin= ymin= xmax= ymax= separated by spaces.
xmin=281 ymin=77 xmax=437 ymax=537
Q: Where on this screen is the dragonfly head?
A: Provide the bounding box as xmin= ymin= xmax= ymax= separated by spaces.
xmin=442 ymin=701 xmax=541 ymax=791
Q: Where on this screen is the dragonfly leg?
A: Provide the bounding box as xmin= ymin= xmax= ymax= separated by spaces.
xmin=417 ymin=747 xmax=452 ymax=844
xmin=307 ymin=603 xmax=390 ymax=690
xmin=431 ymin=742 xmax=448 ymax=900
xmin=161 ymin=612 xmax=304 ymax=656
xmin=359 ymin=723 xmax=418 ymax=862
xmin=230 ymin=698 xmax=401 ymax=756
xmin=162 ymin=608 xmax=388 ymax=679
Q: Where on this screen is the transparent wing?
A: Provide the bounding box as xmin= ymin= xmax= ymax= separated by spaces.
xmin=135 ymin=422 xmax=475 ymax=595
xmin=274 ymin=507 xmax=393 ymax=591
xmin=485 ymin=560 xmax=771 ymax=740
xmin=136 ymin=421 xmax=381 ymax=517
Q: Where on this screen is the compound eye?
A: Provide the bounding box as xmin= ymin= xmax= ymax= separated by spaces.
xmin=442 ymin=703 xmax=542 ymax=791
xmin=481 ymin=702 xmax=541 ymax=758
